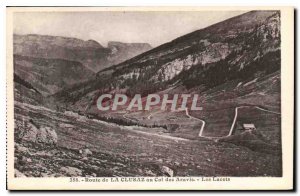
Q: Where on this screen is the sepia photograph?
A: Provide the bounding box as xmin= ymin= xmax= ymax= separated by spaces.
xmin=6 ymin=6 xmax=294 ymax=190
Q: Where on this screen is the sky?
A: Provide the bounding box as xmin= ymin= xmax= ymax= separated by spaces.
xmin=13 ymin=11 xmax=247 ymax=47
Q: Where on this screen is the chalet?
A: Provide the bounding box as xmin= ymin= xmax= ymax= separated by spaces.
xmin=243 ymin=123 xmax=256 ymax=131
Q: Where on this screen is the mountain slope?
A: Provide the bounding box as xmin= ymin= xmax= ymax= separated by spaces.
xmin=14 ymin=10 xmax=282 ymax=177
xmin=53 ymin=10 xmax=280 ymax=108
xmin=14 ymin=55 xmax=95 ymax=96
xmin=14 ymin=34 xmax=152 ymax=72
xmin=98 ymin=10 xmax=280 ymax=86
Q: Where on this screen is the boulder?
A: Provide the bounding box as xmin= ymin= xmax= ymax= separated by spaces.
xmin=15 ymin=144 xmax=28 ymax=154
xmin=15 ymin=120 xmax=58 ymax=146
xmin=36 ymin=126 xmax=58 ymax=145
xmin=26 ymin=158 xmax=32 ymax=163
xmin=59 ymin=123 xmax=74 ymax=129
xmin=60 ymin=166 xmax=82 ymax=177
xmin=19 ymin=156 xmax=32 ymax=165
xmin=79 ymin=145 xmax=93 ymax=158
xmin=81 ymin=148 xmax=92 ymax=157
xmin=161 ymin=166 xmax=174 ymax=177
xmin=16 ymin=121 xmax=39 ymax=143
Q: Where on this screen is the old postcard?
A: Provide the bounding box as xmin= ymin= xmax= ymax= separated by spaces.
xmin=6 ymin=7 xmax=294 ymax=190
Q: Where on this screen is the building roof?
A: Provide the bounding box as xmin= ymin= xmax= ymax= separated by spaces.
xmin=243 ymin=123 xmax=256 ymax=128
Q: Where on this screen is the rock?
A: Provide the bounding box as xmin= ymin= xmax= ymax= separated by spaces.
xmin=15 ymin=169 xmax=26 ymax=177
xmin=15 ymin=120 xmax=58 ymax=146
xmin=60 ymin=166 xmax=82 ymax=177
xmin=64 ymin=111 xmax=80 ymax=118
xmin=36 ymin=126 xmax=58 ymax=145
xmin=112 ymin=166 xmax=119 ymax=171
xmin=15 ymin=145 xmax=28 ymax=153
xmin=145 ymin=169 xmax=156 ymax=176
xmin=161 ymin=166 xmax=174 ymax=177
xmin=80 ymin=157 xmax=88 ymax=161
xmin=39 ymin=166 xmax=48 ymax=172
xmin=80 ymin=148 xmax=92 ymax=158
xmin=157 ymin=159 xmax=163 ymax=163
xmin=59 ymin=123 xmax=74 ymax=129
xmin=78 ymin=116 xmax=87 ymax=122
xmin=18 ymin=157 xmax=26 ymax=165
xmin=16 ymin=121 xmax=39 ymax=143
xmin=34 ymin=151 xmax=52 ymax=157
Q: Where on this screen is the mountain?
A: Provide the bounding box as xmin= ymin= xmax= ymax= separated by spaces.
xmin=107 ymin=41 xmax=152 ymax=66
xmin=53 ymin=10 xmax=280 ymax=109
xmin=14 ymin=10 xmax=283 ymax=177
xmin=98 ymin=10 xmax=279 ymax=88
xmin=14 ymin=55 xmax=95 ymax=96
xmin=13 ymin=34 xmax=152 ymax=72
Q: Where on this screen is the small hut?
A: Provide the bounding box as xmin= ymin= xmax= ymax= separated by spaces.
xmin=243 ymin=123 xmax=256 ymax=131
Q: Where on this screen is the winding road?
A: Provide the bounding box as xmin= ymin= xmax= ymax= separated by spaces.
xmin=186 ymin=105 xmax=280 ymax=138
xmin=123 ymin=105 xmax=281 ymax=139
xmin=122 ymin=126 xmax=189 ymax=142
xmin=227 ymin=106 xmax=281 ymax=136
xmin=185 ymin=108 xmax=206 ymax=137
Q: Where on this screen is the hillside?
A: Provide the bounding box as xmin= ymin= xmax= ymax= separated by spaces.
xmin=14 ymin=34 xmax=152 ymax=72
xmin=14 ymin=55 xmax=95 ymax=96
xmin=14 ymin=10 xmax=283 ymax=178
xmin=52 ymin=10 xmax=281 ymax=148
xmin=54 ymin=10 xmax=280 ymax=106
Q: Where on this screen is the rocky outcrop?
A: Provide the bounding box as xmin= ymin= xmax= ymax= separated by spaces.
xmin=94 ymin=11 xmax=280 ymax=88
xmin=15 ymin=120 xmax=39 ymax=143
xmin=161 ymin=166 xmax=174 ymax=177
xmin=79 ymin=148 xmax=93 ymax=158
xmin=60 ymin=166 xmax=82 ymax=177
xmin=36 ymin=127 xmax=58 ymax=145
xmin=152 ymin=42 xmax=233 ymax=81
xmin=15 ymin=120 xmax=58 ymax=146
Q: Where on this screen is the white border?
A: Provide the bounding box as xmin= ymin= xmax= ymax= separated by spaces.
xmin=6 ymin=6 xmax=294 ymax=190
xmin=0 ymin=0 xmax=297 ymax=193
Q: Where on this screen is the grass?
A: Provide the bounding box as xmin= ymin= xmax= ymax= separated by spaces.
xmin=14 ymin=99 xmax=282 ymax=177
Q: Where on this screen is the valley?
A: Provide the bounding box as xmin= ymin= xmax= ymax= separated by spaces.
xmin=13 ymin=10 xmax=283 ymax=177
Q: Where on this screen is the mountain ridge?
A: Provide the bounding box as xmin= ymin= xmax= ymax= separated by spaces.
xmin=14 ymin=34 xmax=152 ymax=72
xmin=98 ymin=10 xmax=278 ymax=74
xmin=51 ymin=10 xmax=280 ymax=114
